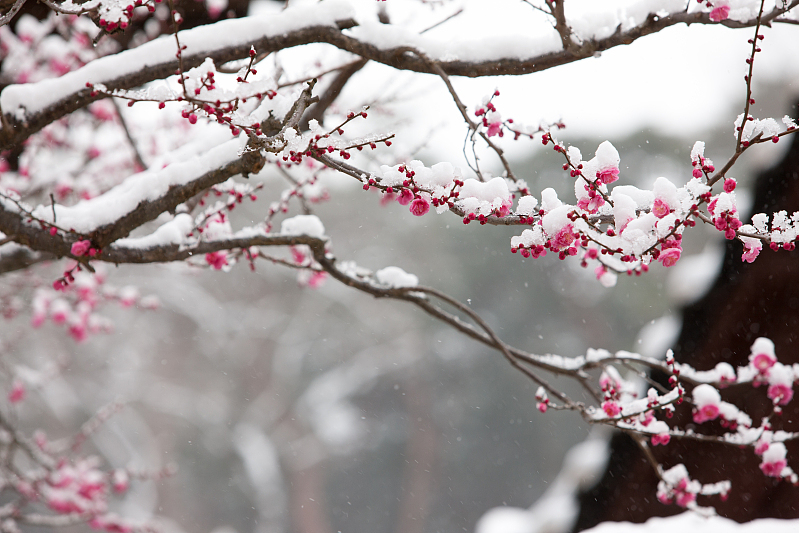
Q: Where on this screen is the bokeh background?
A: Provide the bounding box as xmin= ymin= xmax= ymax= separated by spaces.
xmin=3 ymin=1 xmax=799 ymax=533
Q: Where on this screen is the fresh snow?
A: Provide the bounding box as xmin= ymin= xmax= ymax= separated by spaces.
xmin=112 ymin=214 xmax=193 ymax=249
xmin=375 ymin=266 xmax=418 ymax=288
xmin=584 ymin=513 xmax=799 ymax=533
xmin=0 ymin=1 xmax=355 ymax=122
xmin=279 ymin=214 xmax=326 ymax=239
xmin=30 ymin=136 xmax=248 ymax=233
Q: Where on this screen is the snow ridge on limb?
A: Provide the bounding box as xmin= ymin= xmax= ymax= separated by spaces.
xmin=3 ymin=0 xmax=798 ymax=149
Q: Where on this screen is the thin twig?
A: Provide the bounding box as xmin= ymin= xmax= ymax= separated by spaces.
xmin=111 ymin=99 xmax=148 ymax=171
xmin=0 ymin=0 xmax=28 ymax=27
xmin=735 ymin=0 xmax=767 ymax=152
xmin=397 ymin=47 xmax=518 ymax=182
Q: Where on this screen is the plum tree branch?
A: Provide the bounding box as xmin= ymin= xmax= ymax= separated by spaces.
xmin=3 ymin=1 xmax=798 ymax=150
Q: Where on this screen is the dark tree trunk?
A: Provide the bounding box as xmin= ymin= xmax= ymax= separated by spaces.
xmin=575 ymin=101 xmax=799 ymax=530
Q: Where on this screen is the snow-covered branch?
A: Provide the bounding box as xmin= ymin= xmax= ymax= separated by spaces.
xmin=3 ymin=0 xmax=798 ymax=148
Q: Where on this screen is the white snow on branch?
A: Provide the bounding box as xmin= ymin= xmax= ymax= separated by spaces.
xmin=279 ymin=215 xmax=326 ymax=239
xmin=30 ymin=136 xmax=248 ymax=233
xmin=112 ymin=213 xmax=194 ymax=249
xmin=0 ymin=1 xmax=355 ymax=122
xmin=347 ymin=20 xmax=560 ymax=63
xmin=375 ymin=266 xmax=418 ymax=288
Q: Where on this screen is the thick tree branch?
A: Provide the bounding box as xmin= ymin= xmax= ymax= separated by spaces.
xmin=0 ymin=82 xmax=315 ymax=256
xmin=3 ymin=2 xmax=797 ymax=150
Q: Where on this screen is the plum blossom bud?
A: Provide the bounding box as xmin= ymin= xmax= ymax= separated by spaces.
xmin=749 ymin=337 xmax=777 ymax=373
xmin=397 ymin=189 xmax=414 ymax=206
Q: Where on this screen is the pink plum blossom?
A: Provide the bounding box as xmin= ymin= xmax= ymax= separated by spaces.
xmin=651 ymin=433 xmax=670 ymax=446
xmin=693 ymin=403 xmax=720 ymax=424
xmin=409 ymin=197 xmax=430 ymax=216
xmin=742 ymin=241 xmax=762 ymax=263
xmin=692 ymin=384 xmax=722 ymax=423
xmin=760 ymin=458 xmax=787 ymax=477
xmin=291 ymin=247 xmax=307 ymax=264
xmin=597 ymin=167 xmax=619 ymax=184
xmin=43 ymin=458 xmax=108 ymax=515
xmin=397 ymin=189 xmax=414 ymax=206
xmin=709 ymin=4 xmax=730 ymax=22
xmin=552 ymin=225 xmax=575 ymax=250
xmin=307 ymin=271 xmax=327 ymax=288
xmin=759 ymin=442 xmax=788 ymax=477
xmin=652 ymin=198 xmax=670 ymax=219
xmin=69 ymin=322 xmax=88 ymax=342
xmin=751 ymin=352 xmax=776 ymax=373
xmin=8 ymin=380 xmax=25 ymax=404
xmin=486 ymin=121 xmax=502 ymax=137
xmin=577 ymin=195 xmax=604 ymax=214
xmin=51 ymin=303 xmax=69 ymax=324
xmin=659 ymin=247 xmax=681 ymax=267
xmin=205 ymin=251 xmax=229 ymax=270
xmin=71 ymin=240 xmax=91 ymax=257
xmin=594 ymin=265 xmax=607 ymax=280
xmin=675 ymin=487 xmax=696 ymax=507
xmin=497 ymin=199 xmax=512 ymax=218
xmin=767 ymin=383 xmax=794 ymax=406
xmin=599 ymin=371 xmax=619 ymax=392
xmin=602 ymin=400 xmax=621 ymax=417
xmin=90 ymin=514 xmax=134 ymax=533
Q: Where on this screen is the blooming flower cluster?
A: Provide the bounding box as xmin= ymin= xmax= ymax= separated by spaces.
xmin=0 ymin=415 xmax=146 ymax=533
xmin=29 ymin=264 xmax=159 ymax=342
xmin=656 ymin=464 xmax=730 ymax=508
xmin=533 ymin=337 xmax=797 ymax=509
